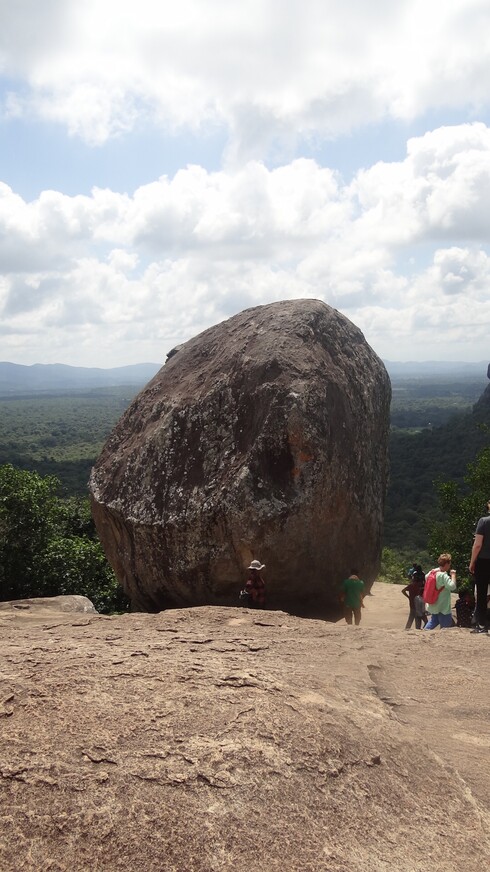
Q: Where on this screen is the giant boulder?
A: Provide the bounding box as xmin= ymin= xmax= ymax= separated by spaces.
xmin=89 ymin=299 xmax=391 ymax=613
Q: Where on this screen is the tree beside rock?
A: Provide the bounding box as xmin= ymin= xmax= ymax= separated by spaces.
xmin=0 ymin=464 xmax=127 ymax=613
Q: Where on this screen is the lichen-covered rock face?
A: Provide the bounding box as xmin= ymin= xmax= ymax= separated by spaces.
xmin=89 ymin=299 xmax=391 ymax=614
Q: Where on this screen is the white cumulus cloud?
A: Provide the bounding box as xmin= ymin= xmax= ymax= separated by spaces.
xmin=2 ymin=0 xmax=490 ymax=157
xmin=1 ymin=123 xmax=490 ymax=364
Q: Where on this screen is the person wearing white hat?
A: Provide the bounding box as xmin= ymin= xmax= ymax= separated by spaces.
xmin=244 ymin=559 xmax=266 ymax=608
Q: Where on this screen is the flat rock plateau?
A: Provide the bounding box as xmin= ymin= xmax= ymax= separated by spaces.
xmin=1 ymin=583 xmax=489 ymax=872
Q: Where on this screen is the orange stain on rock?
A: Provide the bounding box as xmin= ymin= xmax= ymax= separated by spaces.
xmin=289 ymin=428 xmax=314 ymax=478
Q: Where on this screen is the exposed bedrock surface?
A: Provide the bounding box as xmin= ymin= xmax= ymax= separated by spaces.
xmin=1 ymin=601 xmax=489 ymax=872
xmin=0 ymin=595 xmax=97 ymax=614
xmin=89 ymin=299 xmax=391 ymax=613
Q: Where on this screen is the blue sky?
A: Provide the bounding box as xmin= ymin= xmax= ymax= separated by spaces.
xmin=1 ymin=0 xmax=490 ymax=368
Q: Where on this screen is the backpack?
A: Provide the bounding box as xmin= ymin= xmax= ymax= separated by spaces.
xmin=423 ymin=568 xmax=442 ymax=605
xmin=239 ymin=589 xmax=251 ymax=607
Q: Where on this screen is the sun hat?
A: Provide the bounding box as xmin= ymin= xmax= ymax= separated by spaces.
xmin=248 ymin=559 xmax=265 ymax=571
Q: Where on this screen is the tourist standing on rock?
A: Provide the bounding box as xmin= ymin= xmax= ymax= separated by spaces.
xmin=244 ymin=560 xmax=266 ymax=608
xmin=402 ymin=568 xmax=425 ymax=629
xmin=469 ymin=498 xmax=490 ymax=634
xmin=340 ymin=570 xmax=365 ymax=625
xmin=424 ymin=554 xmax=457 ymax=630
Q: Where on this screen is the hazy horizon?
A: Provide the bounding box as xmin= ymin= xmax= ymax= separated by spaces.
xmin=1 ymin=358 xmax=488 ymax=373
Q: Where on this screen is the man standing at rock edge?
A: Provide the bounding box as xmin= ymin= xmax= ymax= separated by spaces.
xmin=469 ymin=499 xmax=490 ymax=634
xmin=244 ymin=560 xmax=266 ymax=608
xmin=340 ymin=570 xmax=365 ymax=625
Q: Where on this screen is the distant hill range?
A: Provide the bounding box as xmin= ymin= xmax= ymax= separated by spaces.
xmin=0 ymin=362 xmax=162 ymax=393
xmin=384 ymin=360 xmax=489 ymax=379
xmin=0 ymin=359 xmax=488 ymax=394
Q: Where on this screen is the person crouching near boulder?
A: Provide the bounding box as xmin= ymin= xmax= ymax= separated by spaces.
xmin=424 ymin=553 xmax=457 ymax=630
xmin=245 ymin=559 xmax=266 ymax=608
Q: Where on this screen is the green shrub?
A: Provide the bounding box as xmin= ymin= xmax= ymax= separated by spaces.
xmin=0 ymin=464 xmax=128 ymax=613
xmin=428 ymin=443 xmax=490 ymax=573
xmin=378 ymin=548 xmax=407 ymax=585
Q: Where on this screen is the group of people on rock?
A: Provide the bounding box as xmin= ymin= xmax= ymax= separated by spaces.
xmin=401 ymin=497 xmax=490 ymax=633
xmin=402 ymin=555 xmax=458 ymax=629
xmin=402 ymin=555 xmax=490 ymax=632
xmin=241 ymin=560 xmax=367 ymax=624
xmin=239 ymin=498 xmax=490 ymax=633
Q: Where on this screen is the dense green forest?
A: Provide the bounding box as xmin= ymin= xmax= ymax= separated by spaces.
xmin=1 ymin=372 xmax=489 ymax=598
xmin=0 ymin=464 xmax=128 ymax=613
xmin=386 ymin=375 xmax=490 ymax=564
xmin=390 ymin=376 xmax=487 ymax=429
xmin=0 ymin=387 xmax=133 ymax=494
